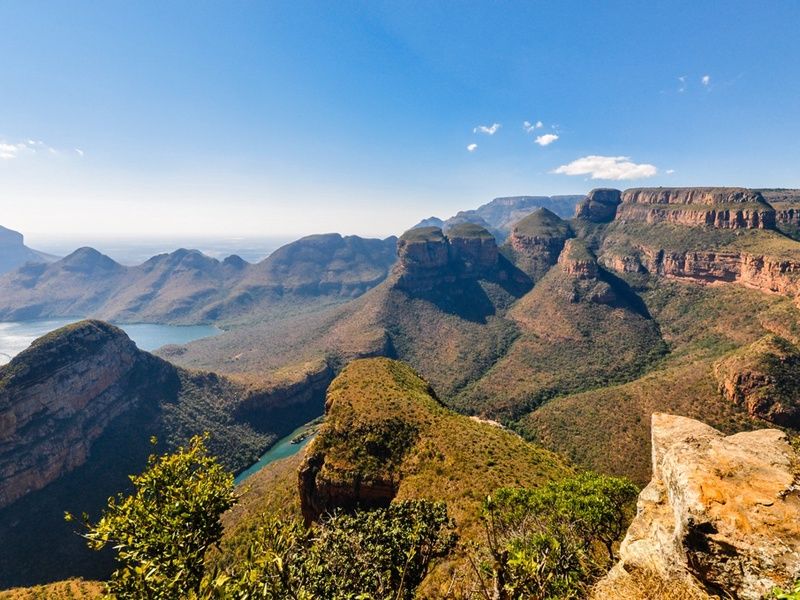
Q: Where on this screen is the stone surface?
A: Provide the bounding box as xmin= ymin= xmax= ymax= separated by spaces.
xmin=575 ymin=188 xmax=622 ymax=222
xmin=617 ymin=188 xmax=776 ymax=229
xmin=602 ymin=413 xmax=800 ymax=599
xmin=508 ymin=208 xmax=572 ymax=279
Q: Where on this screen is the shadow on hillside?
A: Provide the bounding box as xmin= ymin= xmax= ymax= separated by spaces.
xmin=599 ymin=268 xmax=653 ymax=319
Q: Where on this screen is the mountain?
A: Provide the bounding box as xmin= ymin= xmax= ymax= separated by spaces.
xmin=0 ymin=320 xmax=327 ymax=587
xmin=0 ymin=225 xmax=57 ymax=275
xmin=411 ymin=194 xmax=584 ymax=242
xmin=216 ymin=357 xmax=570 ymax=597
xmin=0 ymin=234 xmax=397 ymax=325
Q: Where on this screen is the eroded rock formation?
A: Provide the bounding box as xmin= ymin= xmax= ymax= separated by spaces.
xmin=0 ymin=320 xmax=177 ymax=509
xmin=601 ymin=413 xmax=800 ymax=599
xmin=616 ymin=188 xmax=776 ymax=229
xmin=714 ymin=335 xmax=800 ymax=427
xmin=575 ymin=188 xmax=622 ymax=222
xmin=507 ymin=208 xmax=572 ymax=279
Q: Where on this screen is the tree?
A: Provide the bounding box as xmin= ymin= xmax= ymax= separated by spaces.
xmin=70 ymin=435 xmax=236 ymax=599
xmin=204 ymin=500 xmax=457 ymax=600
xmin=466 ymin=472 xmax=638 ymax=600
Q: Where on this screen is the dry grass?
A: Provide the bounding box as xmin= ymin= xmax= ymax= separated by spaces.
xmin=592 ymin=566 xmax=715 ymax=600
xmin=0 ymin=580 xmax=103 ymax=600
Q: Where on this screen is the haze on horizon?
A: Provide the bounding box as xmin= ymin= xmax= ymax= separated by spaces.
xmin=1 ymin=1 xmax=798 ymax=242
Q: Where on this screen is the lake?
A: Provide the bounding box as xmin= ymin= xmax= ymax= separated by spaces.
xmin=0 ymin=319 xmax=220 ymax=365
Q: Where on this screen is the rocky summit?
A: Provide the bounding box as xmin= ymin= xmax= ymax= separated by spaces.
xmin=600 ymin=413 xmax=800 ymax=599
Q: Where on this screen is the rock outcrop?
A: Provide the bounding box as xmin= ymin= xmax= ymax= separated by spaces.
xmin=714 ymin=335 xmax=800 ymax=427
xmin=601 ymin=414 xmax=800 ymax=599
xmin=507 ymin=208 xmax=572 ymax=279
xmin=575 ymin=188 xmax=622 ymax=222
xmin=601 ymin=244 xmax=800 ymax=297
xmin=0 ymin=320 xmax=177 ymax=509
xmin=395 ymin=224 xmax=505 ymax=292
xmin=760 ymin=189 xmax=800 ymax=239
xmin=558 ymin=239 xmax=598 ymax=280
xmin=616 ymin=188 xmax=776 ymax=229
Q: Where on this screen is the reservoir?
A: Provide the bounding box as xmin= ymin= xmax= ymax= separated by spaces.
xmin=0 ymin=319 xmax=220 ymax=365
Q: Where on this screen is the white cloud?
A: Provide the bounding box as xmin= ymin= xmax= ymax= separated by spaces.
xmin=523 ymin=120 xmax=544 ymax=133
xmin=553 ymin=155 xmax=658 ymax=180
xmin=473 ymin=123 xmax=501 ymax=135
xmin=534 ymin=133 xmax=559 ymax=146
xmin=466 ymin=143 xmax=478 ymax=152
xmin=0 ymin=139 xmax=58 ymax=160
xmin=75 ymin=148 xmax=84 ymax=157
xmin=678 ymin=75 xmax=687 ymax=93
xmin=701 ymin=74 xmax=710 ymax=86
xmin=666 ymin=169 xmax=675 ymax=174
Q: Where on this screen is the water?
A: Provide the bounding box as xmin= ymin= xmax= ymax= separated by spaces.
xmin=0 ymin=319 xmax=220 ymax=365
xmin=235 ymin=421 xmax=319 ymax=485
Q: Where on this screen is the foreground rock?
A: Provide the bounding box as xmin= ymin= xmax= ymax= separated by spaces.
xmin=600 ymin=413 xmax=800 ymax=599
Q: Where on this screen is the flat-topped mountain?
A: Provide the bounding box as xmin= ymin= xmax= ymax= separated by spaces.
xmin=0 ymin=225 xmax=57 ymax=275
xmin=412 ymin=194 xmax=583 ymax=242
xmin=0 ymin=234 xmax=397 ymax=325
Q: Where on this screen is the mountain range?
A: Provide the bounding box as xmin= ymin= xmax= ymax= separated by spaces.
xmin=4 ymin=186 xmax=800 ymax=596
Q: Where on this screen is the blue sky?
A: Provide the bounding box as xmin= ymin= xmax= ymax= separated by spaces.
xmin=1 ymin=1 xmax=799 ymax=240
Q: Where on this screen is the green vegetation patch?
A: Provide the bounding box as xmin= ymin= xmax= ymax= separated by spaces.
xmin=399 ymin=226 xmax=445 ymax=243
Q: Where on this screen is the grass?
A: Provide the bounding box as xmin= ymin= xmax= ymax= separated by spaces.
xmin=592 ymin=566 xmax=714 ymax=600
xmin=399 ymin=226 xmax=445 ymax=243
xmin=0 ymin=580 xmax=103 ymax=600
xmin=446 ymin=222 xmax=495 ymax=239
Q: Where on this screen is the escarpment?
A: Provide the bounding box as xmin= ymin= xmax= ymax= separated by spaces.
xmin=616 ymin=187 xmax=776 ymax=229
xmin=575 ymin=188 xmax=622 ymax=222
xmin=599 ymin=414 xmax=800 ymax=599
xmin=0 ymin=320 xmax=177 ymax=509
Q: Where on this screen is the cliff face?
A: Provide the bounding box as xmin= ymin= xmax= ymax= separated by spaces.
xmin=575 ymin=188 xmax=622 ymax=223
xmin=760 ymin=189 xmax=800 ymax=239
xmin=0 ymin=225 xmax=56 ymax=275
xmin=714 ymin=335 xmax=800 ymax=427
xmin=600 ymin=414 xmax=800 ymax=599
xmin=395 ymin=224 xmax=504 ymax=292
xmin=616 ymin=188 xmax=776 ymax=229
xmin=0 ymin=321 xmax=177 ymax=509
xmin=507 ymin=208 xmax=572 ymax=279
xmin=601 ymin=244 xmax=800 ymax=297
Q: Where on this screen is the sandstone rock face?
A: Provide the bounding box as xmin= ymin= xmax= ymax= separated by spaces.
xmin=603 ymin=413 xmax=800 ymax=599
xmin=601 ymin=244 xmax=800 ymax=297
xmin=508 ymin=208 xmax=572 ymax=279
xmin=761 ymin=190 xmax=800 ymax=238
xmin=575 ymin=188 xmax=622 ymax=222
xmin=395 ymin=225 xmax=501 ymax=292
xmin=558 ymin=239 xmax=598 ymax=280
xmin=714 ymin=335 xmax=800 ymax=427
xmin=617 ymin=188 xmax=776 ymax=229
xmin=0 ymin=320 xmax=177 ymax=509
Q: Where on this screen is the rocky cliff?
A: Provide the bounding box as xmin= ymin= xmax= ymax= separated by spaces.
xmin=0 ymin=225 xmax=57 ymax=275
xmin=575 ymin=188 xmax=622 ymax=222
xmin=616 ymin=188 xmax=776 ymax=229
xmin=507 ymin=208 xmax=572 ymax=279
xmin=0 ymin=320 xmax=177 ymax=509
xmin=760 ymin=189 xmax=800 ymax=239
xmin=714 ymin=335 xmax=800 ymax=427
xmin=599 ymin=414 xmax=800 ymax=599
xmin=395 ymin=224 xmax=507 ymax=292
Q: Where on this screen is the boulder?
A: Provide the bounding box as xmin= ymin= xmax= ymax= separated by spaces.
xmin=600 ymin=413 xmax=800 ymax=599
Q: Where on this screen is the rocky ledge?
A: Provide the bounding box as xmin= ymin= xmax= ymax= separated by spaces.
xmin=0 ymin=320 xmax=177 ymax=509
xmin=616 ymin=187 xmax=776 ymax=229
xmin=600 ymin=413 xmax=800 ymax=599
xmin=575 ymin=188 xmax=622 ymax=223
